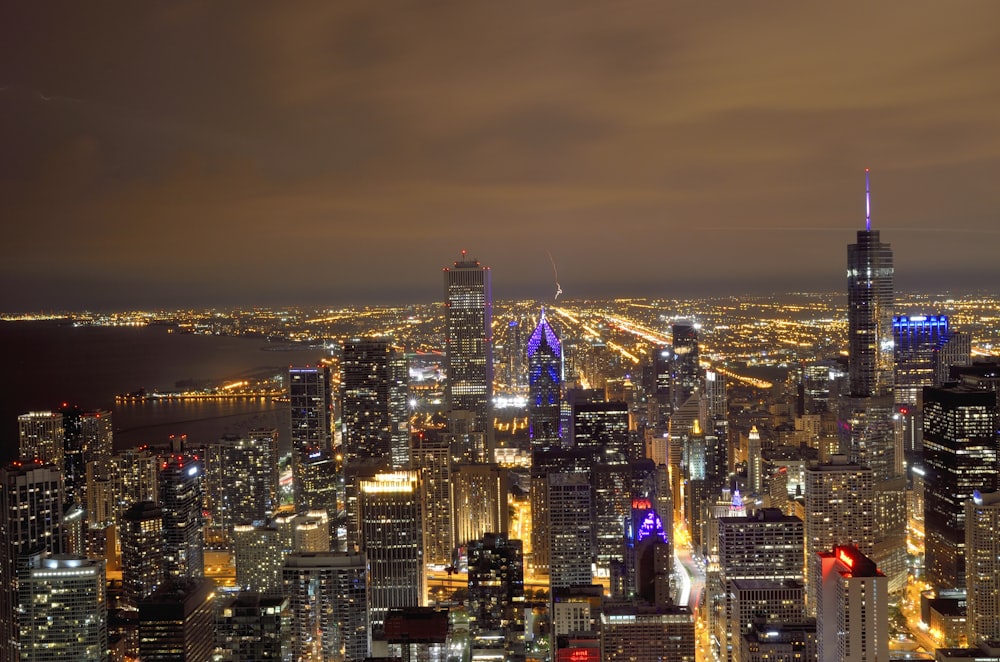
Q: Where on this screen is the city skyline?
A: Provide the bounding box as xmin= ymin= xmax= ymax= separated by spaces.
xmin=3 ymin=3 xmax=1000 ymax=311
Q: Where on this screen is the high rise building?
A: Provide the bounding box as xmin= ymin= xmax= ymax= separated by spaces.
xmin=451 ymin=463 xmax=508 ymax=550
xmin=600 ymin=603 xmax=695 ymax=662
xmin=443 ymin=253 xmax=494 ymax=450
xmin=359 ymin=471 xmax=424 ymax=636
xmin=815 ymin=545 xmax=889 ymax=662
xmin=410 ymin=430 xmax=453 ymax=566
xmin=282 ymin=551 xmax=369 ymax=662
xmin=18 ymin=411 xmax=65 ymax=467
xmin=288 ymin=366 xmax=333 ymax=512
xmin=341 ymin=338 xmax=410 ymax=469
xmin=233 ymin=524 xmax=286 ymax=595
xmin=803 ymin=456 xmax=874 ymax=614
xmin=215 ymin=593 xmax=290 ymax=662
xmin=467 ymin=533 xmax=525 ymax=658
xmin=528 ymin=309 xmax=563 ymax=452
xmin=547 ymin=471 xmax=594 ymax=590
xmin=622 ymin=501 xmax=672 ymax=605
xmin=671 ymin=322 xmax=700 ymax=412
xmin=158 ymin=454 xmax=205 ymax=580
xmin=727 ymin=580 xmax=805 ymax=662
xmin=924 ymin=385 xmax=999 ymax=590
xmin=17 ymin=552 xmax=107 ymax=662
xmin=573 ymin=401 xmax=630 ymax=459
xmin=203 ymin=430 xmax=279 ymax=542
xmin=59 ymin=407 xmax=113 ymax=507
xmin=965 ymin=490 xmax=1000 ymax=647
xmin=894 ymin=314 xmax=951 ymax=406
xmin=120 ymin=501 xmax=165 ymax=607
xmin=138 ymin=577 xmax=216 ymax=662
xmin=0 ymin=461 xmax=64 ymax=660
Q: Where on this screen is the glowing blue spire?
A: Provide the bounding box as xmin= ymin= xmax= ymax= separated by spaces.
xmin=865 ymin=167 xmax=871 ymax=231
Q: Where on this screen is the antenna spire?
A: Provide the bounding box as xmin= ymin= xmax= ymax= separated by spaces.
xmin=865 ymin=168 xmax=871 ymax=231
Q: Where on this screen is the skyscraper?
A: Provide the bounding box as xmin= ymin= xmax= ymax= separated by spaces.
xmin=965 ymin=489 xmax=1000 ymax=647
xmin=59 ymin=406 xmax=113 ymax=507
xmin=359 ymin=471 xmax=424 ymax=636
xmin=203 ymin=430 xmax=279 ymax=541
xmin=215 ymin=593 xmax=290 ymax=661
xmin=528 ymin=309 xmax=562 ymax=452
xmin=0 ymin=461 xmax=64 ymax=660
xmin=288 ymin=366 xmax=334 ymax=512
xmin=17 ymin=552 xmax=107 ymax=662
xmin=443 ymin=252 xmax=494 ymax=451
xmin=451 ymin=462 xmax=508 ymax=550
xmin=341 ymin=338 xmax=410 ymax=469
xmin=138 ymin=577 xmax=216 ymax=662
xmin=120 ymin=501 xmax=165 ymax=607
xmin=467 ymin=533 xmax=525 ymax=658
xmin=923 ymin=385 xmax=998 ymax=590
xmin=547 ymin=471 xmax=594 ymax=590
xmin=671 ymin=322 xmax=700 ymax=413
xmin=158 ymin=454 xmax=205 ymax=580
xmin=815 ymin=545 xmax=889 ymax=662
xmin=18 ymin=411 xmax=65 ymax=467
xmin=410 ymin=430 xmax=453 ymax=566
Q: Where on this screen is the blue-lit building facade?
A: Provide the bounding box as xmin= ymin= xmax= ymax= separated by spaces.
xmin=528 ymin=309 xmax=563 ymax=454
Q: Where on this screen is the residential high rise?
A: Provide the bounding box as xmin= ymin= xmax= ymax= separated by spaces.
xmin=17 ymin=553 xmax=107 ymax=662
xmin=18 ymin=411 xmax=65 ymax=467
xmin=282 ymin=551 xmax=370 ymax=662
xmin=120 ymin=501 xmax=165 ymax=607
xmin=288 ymin=366 xmax=333 ymax=512
xmin=341 ymin=338 xmax=410 ymax=469
xmin=965 ymin=490 xmax=1000 ymax=647
xmin=410 ymin=430 xmax=453 ymax=566
xmin=924 ymin=385 xmax=999 ymax=590
xmin=158 ymin=454 xmax=205 ymax=580
xmin=204 ymin=430 xmax=279 ymax=540
xmin=59 ymin=406 xmax=113 ymax=507
xmin=815 ymin=545 xmax=889 ymax=662
xmin=528 ymin=309 xmax=563 ymax=453
xmin=547 ymin=471 xmax=594 ymax=590
xmin=233 ymin=524 xmax=286 ymax=595
xmin=451 ymin=462 xmax=508 ymax=550
xmin=467 ymin=533 xmax=525 ymax=657
xmin=138 ymin=577 xmax=216 ymax=662
xmin=600 ymin=603 xmax=695 ymax=662
xmin=215 ymin=593 xmax=290 ymax=662
xmin=727 ymin=579 xmax=805 ymax=662
xmin=803 ymin=456 xmax=874 ymax=614
xmin=0 ymin=461 xmax=64 ymax=660
xmin=359 ymin=471 xmax=424 ymax=636
xmin=443 ymin=253 xmax=494 ymax=450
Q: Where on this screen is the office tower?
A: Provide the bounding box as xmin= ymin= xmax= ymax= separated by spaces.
xmin=547 ymin=471 xmax=594 ymax=589
xmin=59 ymin=406 xmax=113 ymax=507
xmin=215 ymin=593 xmax=289 ymax=661
xmin=573 ymin=401 xmax=630 ymax=459
xmin=711 ymin=509 xmax=804 ymax=662
xmin=746 ymin=425 xmax=762 ymax=496
xmin=623 ymin=501 xmax=671 ymax=604
xmin=803 ymin=456 xmax=874 ymax=614
xmin=0 ymin=461 xmax=64 ymax=660
xmin=410 ymin=430 xmax=453 ymax=566
xmin=728 ymin=580 xmax=805 ymax=662
xmin=233 ymin=524 xmax=285 ymax=595
xmin=158 ymin=454 xmax=205 ymax=580
xmin=467 ymin=533 xmax=525 ymax=657
xmin=966 ymin=490 xmax=1000 ymax=647
xmin=552 ymin=584 xmax=603 ymax=644
xmin=17 ymin=552 xmax=107 ymax=662
xmin=671 ymin=322 xmax=700 ymax=412
xmin=443 ymin=253 xmax=494 ymax=450
xmin=120 ymin=501 xmax=165 ymax=607
xmin=288 ymin=365 xmax=333 ymax=511
xmin=342 ymin=338 xmax=410 ymax=468
xmin=600 ymin=603 xmax=695 ymax=662
xmin=359 ymin=471 xmax=424 ymax=636
xmin=18 ymin=411 xmax=64 ymax=466
xmin=528 ymin=309 xmax=563 ymax=453
xmin=203 ymin=431 xmax=279 ymax=543
xmin=705 ymin=369 xmax=727 ymax=420
xmin=934 ymin=331 xmax=973 ymax=385
xmin=451 ymin=462 xmax=508 ymax=550
xmin=138 ymin=577 xmax=216 ymax=662
xmin=815 ymin=545 xmax=889 ymax=662
xmin=894 ymin=314 xmax=951 ymax=406
xmin=924 ymin=385 xmax=999 ymax=590
xmin=283 ymin=551 xmax=369 ymax=661
xmin=593 ymin=464 xmax=632 ymax=580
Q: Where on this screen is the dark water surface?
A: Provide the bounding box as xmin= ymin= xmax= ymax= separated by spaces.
xmin=0 ymin=321 xmax=326 ymax=462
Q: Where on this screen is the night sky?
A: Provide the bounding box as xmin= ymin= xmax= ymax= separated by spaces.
xmin=3 ymin=2 xmax=1000 ymax=311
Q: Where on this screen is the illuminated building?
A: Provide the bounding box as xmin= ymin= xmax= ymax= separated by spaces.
xmin=623 ymin=501 xmax=671 ymax=605
xmin=894 ymin=314 xmax=950 ymax=405
xmin=711 ymin=509 xmax=804 ymax=662
xmin=443 ymin=253 xmax=494 ymax=451
xmin=727 ymin=579 xmax=804 ymax=662
xmin=815 ymin=545 xmax=888 ymax=662
xmin=552 ymin=585 xmax=603 ymax=643
xmin=803 ymin=456 xmax=874 ymax=615
xmin=138 ymin=577 xmax=215 ymax=662
xmin=18 ymin=411 xmax=64 ymax=467
xmin=0 ymin=461 xmax=64 ymax=660
xmin=158 ymin=454 xmax=205 ymax=580
xmin=203 ymin=430 xmax=279 ymax=542
xmin=120 ymin=501 xmax=165 ymax=607
xmin=966 ymin=490 xmax=1000 ymax=647
xmin=746 ymin=425 xmax=762 ymax=496
xmin=547 ymin=471 xmax=594 ymax=589
xmin=86 ymin=447 xmax=159 ymax=558
xmin=341 ymin=337 xmax=410 ymax=469
xmin=528 ymin=308 xmax=563 ymax=452
xmin=233 ymin=524 xmax=286 ymax=595
xmin=293 ymin=510 xmax=331 ymax=552
xmin=923 ymin=385 xmax=999 ymax=590
xmin=59 ymin=406 xmax=113 ymax=508
xmin=572 ymin=401 xmax=629 ymax=460
xmin=410 ymin=430 xmax=453 ymax=566
xmin=282 ymin=551 xmax=369 ymax=662
xmin=600 ymin=603 xmax=695 ymax=662
xmin=740 ymin=621 xmax=817 ymax=662
xmin=593 ymin=464 xmax=632 ymax=580
xmin=17 ymin=552 xmax=107 ymax=662
xmin=467 ymin=533 xmax=525 ymax=658
xmin=359 ymin=471 xmax=424 ymax=636
xmin=215 ymin=593 xmax=290 ymax=661
xmin=671 ymin=322 xmax=700 ymax=413
xmin=451 ymin=462 xmax=508 ymax=550
xmin=288 ymin=365 xmax=333 ymax=512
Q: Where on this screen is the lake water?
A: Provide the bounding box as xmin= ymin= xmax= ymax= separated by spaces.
xmin=0 ymin=321 xmax=330 ymax=462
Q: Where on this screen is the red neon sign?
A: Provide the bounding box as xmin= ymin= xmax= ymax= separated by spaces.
xmin=837 ymin=548 xmax=855 ymax=569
